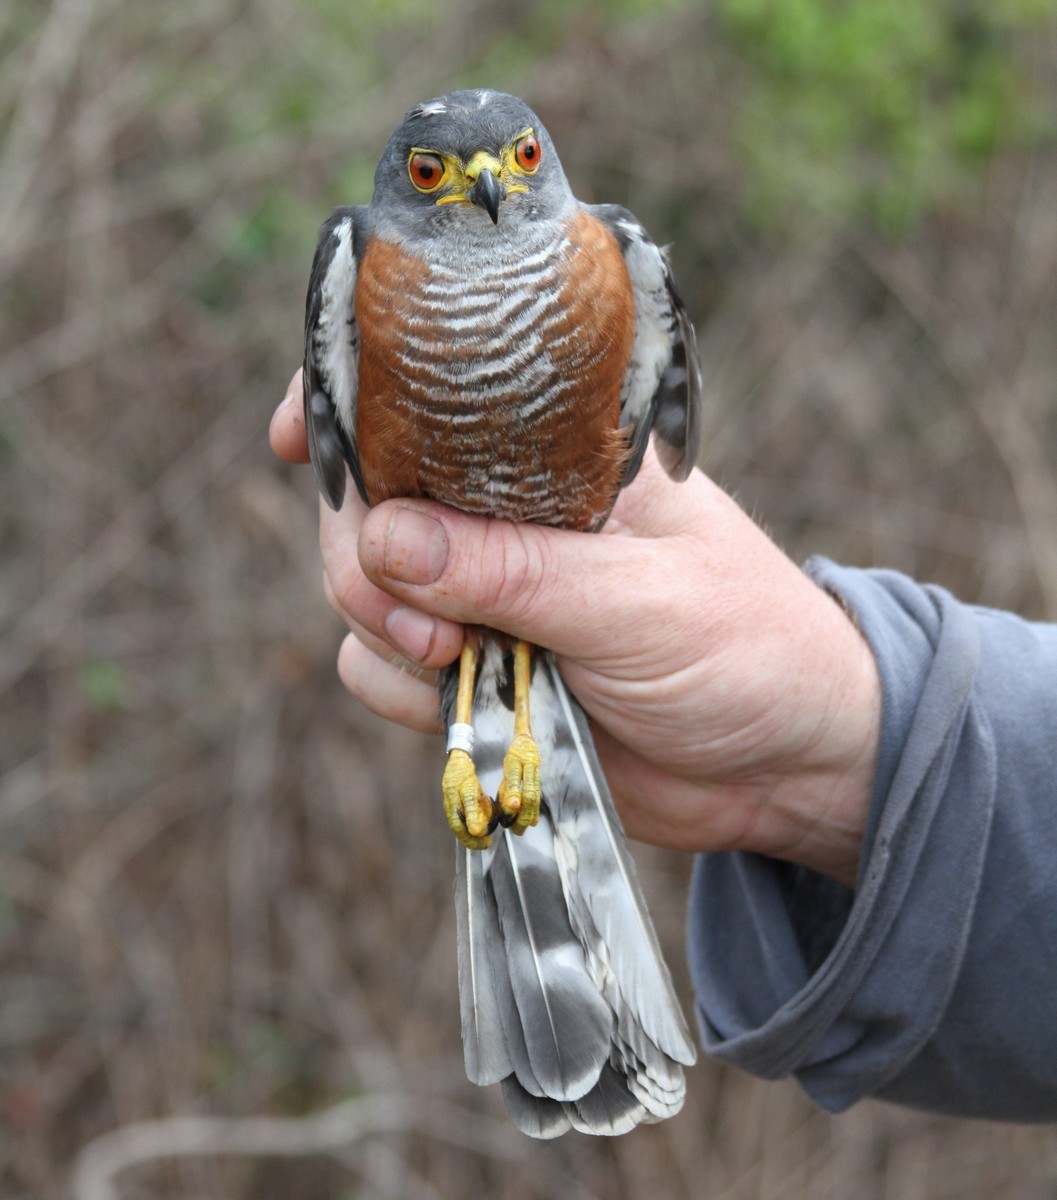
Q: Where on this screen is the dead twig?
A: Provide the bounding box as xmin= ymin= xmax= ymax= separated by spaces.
xmin=70 ymin=1094 xmax=408 ymax=1200
xmin=70 ymin=1092 xmax=525 ymax=1200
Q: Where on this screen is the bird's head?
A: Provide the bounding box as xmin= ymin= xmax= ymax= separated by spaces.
xmin=370 ymin=90 xmax=574 ymax=239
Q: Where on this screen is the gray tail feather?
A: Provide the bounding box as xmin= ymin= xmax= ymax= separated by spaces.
xmin=452 ymin=644 xmax=696 ymax=1139
xmin=500 ymin=1076 xmax=571 ymax=1140
xmin=454 ymin=844 xmax=510 ymax=1086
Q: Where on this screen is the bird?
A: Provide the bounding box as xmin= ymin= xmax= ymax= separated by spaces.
xmin=302 ymin=89 xmax=702 ymax=1137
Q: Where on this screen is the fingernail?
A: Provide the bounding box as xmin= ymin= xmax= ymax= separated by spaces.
xmin=384 ymin=606 xmax=436 ymax=661
xmin=384 ymin=508 xmax=449 ymax=584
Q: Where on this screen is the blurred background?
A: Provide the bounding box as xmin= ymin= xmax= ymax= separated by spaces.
xmin=3 ymin=0 xmax=1057 ymax=1196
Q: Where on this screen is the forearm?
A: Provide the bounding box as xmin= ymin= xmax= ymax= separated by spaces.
xmin=689 ymin=561 xmax=1057 ymax=1120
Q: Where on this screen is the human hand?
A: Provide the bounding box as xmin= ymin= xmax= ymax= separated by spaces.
xmin=271 ymin=372 xmax=880 ymax=886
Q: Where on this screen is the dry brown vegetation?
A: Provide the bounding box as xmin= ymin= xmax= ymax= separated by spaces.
xmin=3 ymin=1 xmax=1057 ymax=1197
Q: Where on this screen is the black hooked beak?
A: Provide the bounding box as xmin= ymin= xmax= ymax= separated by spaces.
xmin=468 ymin=168 xmax=503 ymax=225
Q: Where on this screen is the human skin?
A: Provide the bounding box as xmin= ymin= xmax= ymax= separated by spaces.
xmin=270 ymin=371 xmax=881 ymax=888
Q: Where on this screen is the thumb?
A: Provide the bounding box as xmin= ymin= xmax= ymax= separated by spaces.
xmin=356 ymin=497 xmax=664 ymax=658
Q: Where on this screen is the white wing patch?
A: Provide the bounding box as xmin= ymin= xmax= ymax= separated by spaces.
xmin=311 ymin=216 xmax=358 ymax=431
xmin=615 ymin=219 xmax=677 ymax=430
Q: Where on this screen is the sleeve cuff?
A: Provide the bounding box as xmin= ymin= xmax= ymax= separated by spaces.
xmin=687 ymin=560 xmax=996 ymax=1112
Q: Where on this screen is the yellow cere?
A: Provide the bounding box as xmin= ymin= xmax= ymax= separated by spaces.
xmin=408 ymin=129 xmax=537 ymax=206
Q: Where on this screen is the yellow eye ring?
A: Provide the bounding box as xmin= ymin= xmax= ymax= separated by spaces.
xmin=408 ymin=151 xmax=446 ymax=192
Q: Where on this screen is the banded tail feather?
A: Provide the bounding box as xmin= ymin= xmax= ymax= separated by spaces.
xmin=448 ymin=641 xmax=696 ymax=1138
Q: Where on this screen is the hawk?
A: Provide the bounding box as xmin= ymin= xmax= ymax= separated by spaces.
xmin=303 ymin=89 xmax=702 ymax=1137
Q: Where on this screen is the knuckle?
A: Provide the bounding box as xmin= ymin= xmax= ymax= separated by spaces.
xmin=326 ymin=542 xmax=381 ymax=628
xmin=329 ymin=564 xmax=365 ymax=621
xmin=322 ymin=571 xmax=362 ymax=630
xmin=322 ymin=570 xmax=344 ymax=618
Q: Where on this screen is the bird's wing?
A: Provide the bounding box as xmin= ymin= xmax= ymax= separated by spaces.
xmin=587 ymin=204 xmax=703 ymax=485
xmin=302 ymin=206 xmax=368 ymax=510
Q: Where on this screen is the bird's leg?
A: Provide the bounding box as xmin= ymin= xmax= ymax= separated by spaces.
xmin=496 ymin=639 xmax=542 ymax=834
xmin=442 ymin=638 xmax=495 ymax=850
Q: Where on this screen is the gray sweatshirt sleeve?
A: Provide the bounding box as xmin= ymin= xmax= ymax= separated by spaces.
xmin=687 ymin=558 xmax=1057 ymax=1119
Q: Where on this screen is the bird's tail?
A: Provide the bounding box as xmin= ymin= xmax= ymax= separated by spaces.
xmin=452 ymin=643 xmax=697 ymax=1138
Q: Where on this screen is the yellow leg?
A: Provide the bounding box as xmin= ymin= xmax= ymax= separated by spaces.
xmin=496 ymin=640 xmax=541 ymax=834
xmin=442 ymin=639 xmax=494 ymax=850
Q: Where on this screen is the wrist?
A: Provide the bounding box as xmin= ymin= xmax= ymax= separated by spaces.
xmin=754 ymin=581 xmax=881 ymax=886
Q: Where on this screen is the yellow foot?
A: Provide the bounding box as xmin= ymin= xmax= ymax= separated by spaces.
xmin=442 ymin=749 xmax=495 ymax=850
xmin=496 ymin=733 xmax=542 ymax=834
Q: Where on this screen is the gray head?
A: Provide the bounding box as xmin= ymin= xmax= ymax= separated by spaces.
xmin=368 ymin=90 xmax=575 ymax=242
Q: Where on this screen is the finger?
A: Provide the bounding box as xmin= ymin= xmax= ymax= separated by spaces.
xmin=337 ymin=632 xmax=443 ymax=733
xmin=269 ymin=369 xmax=311 ymax=464
xmin=323 ymin=495 xmax=464 ymax=669
xmin=324 ymin=588 xmax=440 ymax=686
xmin=355 ymin=467 xmax=728 ymax=659
xmin=356 ymin=499 xmax=657 ymax=659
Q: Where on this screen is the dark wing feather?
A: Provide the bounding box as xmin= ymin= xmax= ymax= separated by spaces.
xmin=302 ymin=206 xmax=367 ymax=510
xmin=587 ymin=203 xmax=703 ymax=485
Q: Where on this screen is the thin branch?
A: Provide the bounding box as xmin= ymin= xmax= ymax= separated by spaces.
xmin=70 ymin=1094 xmax=408 ymax=1200
xmin=0 ymin=396 xmax=261 ymax=693
xmin=70 ymin=1093 xmax=525 ymax=1200
xmin=0 ymin=0 xmax=99 ymax=243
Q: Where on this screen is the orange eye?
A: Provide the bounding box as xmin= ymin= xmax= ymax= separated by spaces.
xmin=408 ymin=152 xmax=446 ymax=192
xmin=514 ymin=133 xmax=541 ymax=173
